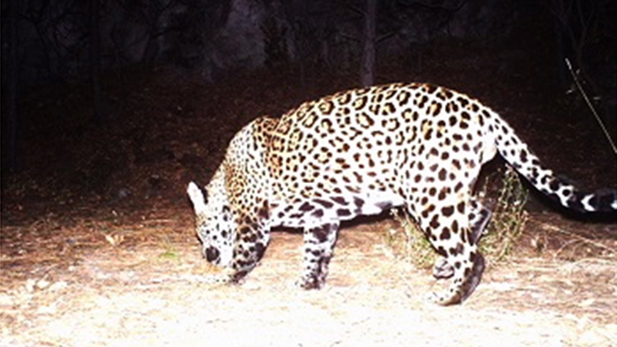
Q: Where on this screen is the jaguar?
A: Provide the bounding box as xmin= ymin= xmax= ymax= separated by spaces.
xmin=187 ymin=82 xmax=616 ymax=305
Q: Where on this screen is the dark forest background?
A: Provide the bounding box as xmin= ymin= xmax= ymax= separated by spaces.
xmin=1 ymin=0 xmax=616 ymax=220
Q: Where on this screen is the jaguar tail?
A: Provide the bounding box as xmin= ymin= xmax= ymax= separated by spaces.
xmin=488 ymin=112 xmax=617 ymax=213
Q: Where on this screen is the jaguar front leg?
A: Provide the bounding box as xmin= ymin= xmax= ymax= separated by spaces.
xmin=297 ymin=222 xmax=340 ymax=289
xmin=223 ymin=217 xmax=272 ymax=284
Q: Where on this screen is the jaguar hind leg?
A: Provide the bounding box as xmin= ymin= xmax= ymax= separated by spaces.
xmin=433 ymin=198 xmax=491 ymax=280
xmin=297 ymin=222 xmax=340 ymax=289
xmin=412 ymin=198 xmax=486 ymax=305
xmin=429 ymin=234 xmax=485 ymax=305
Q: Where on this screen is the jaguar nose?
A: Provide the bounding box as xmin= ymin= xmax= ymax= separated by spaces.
xmin=203 ymin=246 xmax=220 ymax=263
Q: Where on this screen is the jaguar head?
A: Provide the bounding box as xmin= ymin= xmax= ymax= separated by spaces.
xmin=187 ymin=181 xmax=236 ymax=267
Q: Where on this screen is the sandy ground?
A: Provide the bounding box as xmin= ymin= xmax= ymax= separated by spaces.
xmin=1 ymin=213 xmax=616 ymax=347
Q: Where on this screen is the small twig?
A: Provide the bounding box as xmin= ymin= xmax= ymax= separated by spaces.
xmin=140 ymin=218 xmax=176 ymax=225
xmin=565 ymin=58 xmax=617 ymax=157
xmin=560 ymin=257 xmax=617 ymax=270
xmin=535 ymin=220 xmax=616 ymax=255
xmin=554 ymin=239 xmax=581 ymax=258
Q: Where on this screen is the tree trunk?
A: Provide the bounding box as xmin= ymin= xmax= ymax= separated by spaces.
xmin=89 ymin=0 xmax=106 ymax=124
xmin=360 ymin=0 xmax=377 ymax=87
xmin=5 ymin=0 xmax=21 ymax=171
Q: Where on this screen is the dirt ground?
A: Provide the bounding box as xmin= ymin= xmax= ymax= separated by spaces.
xmin=2 ymin=26 xmax=617 ymax=346
xmin=1 ymin=202 xmax=617 ymax=347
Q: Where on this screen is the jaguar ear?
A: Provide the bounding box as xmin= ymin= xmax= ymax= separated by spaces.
xmin=187 ymin=182 xmax=207 ymax=214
